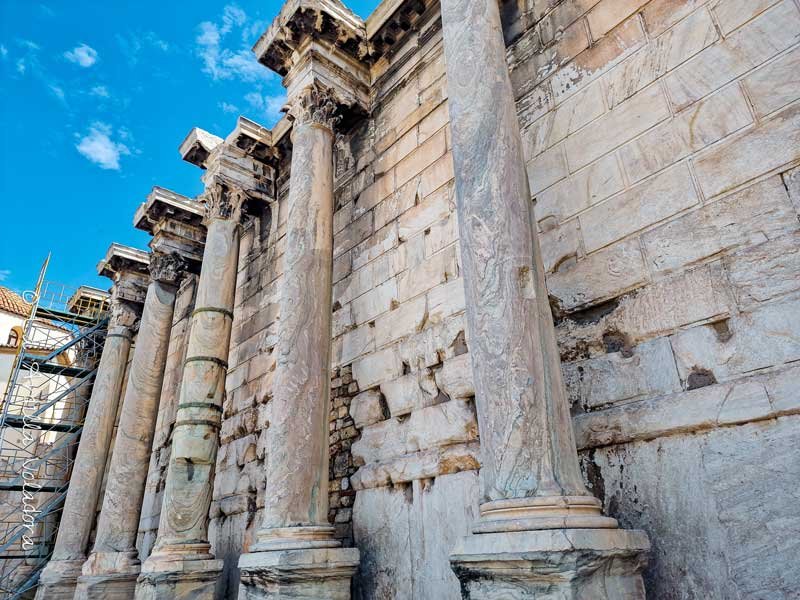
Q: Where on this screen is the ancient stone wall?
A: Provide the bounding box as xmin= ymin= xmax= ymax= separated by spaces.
xmin=509 ymin=0 xmax=800 ymax=597
xmin=177 ymin=1 xmax=798 ymax=598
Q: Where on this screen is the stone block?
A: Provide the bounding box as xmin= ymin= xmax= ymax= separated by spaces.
xmin=641 ymin=176 xmax=797 ymax=273
xmin=534 ymin=153 xmax=624 ymax=224
xmin=670 ymin=298 xmax=800 ymax=382
xmin=350 ymin=390 xmax=385 ymax=429
xmin=379 ymin=370 xmax=438 ymax=417
xmin=539 ymin=219 xmax=582 ymax=273
xmin=743 ymin=46 xmax=800 ymax=117
xmin=725 ymin=231 xmax=800 ymax=308
xmin=564 ymin=337 xmax=682 ymax=410
xmin=340 ymin=324 xmax=375 ymax=365
xmin=713 ymin=0 xmax=783 ymax=35
xmin=397 ymin=244 xmax=458 ymax=302
xmin=423 ymin=213 xmax=458 ymax=257
xmin=397 ymin=183 xmax=453 ymax=241
xmin=580 ymin=163 xmax=699 ymax=252
xmin=603 ymin=7 xmax=718 ymax=109
xmin=333 ymin=210 xmax=373 ymax=258
xmin=352 ymin=346 xmax=404 ymax=390
xmin=372 ymin=296 xmax=427 ymax=348
xmin=395 ymin=129 xmax=447 ymax=188
xmin=352 ymin=399 xmax=478 ymax=465
xmin=581 ymin=414 xmax=800 ymax=599
xmin=573 ymin=370 xmax=795 ymax=448
xmin=663 ymin=0 xmax=800 ymax=110
xmin=548 ymin=237 xmax=648 ymax=312
xmin=417 ymin=153 xmax=455 ymax=198
xmin=396 ymin=313 xmax=467 ymax=371
xmin=352 ymin=278 xmax=398 ymax=325
xmin=435 ymin=353 xmax=474 ymax=400
xmin=526 ymin=145 xmax=568 ymax=195
xmin=351 ymin=222 xmax=399 ymax=271
xmin=544 ymin=81 xmax=606 ymax=148
xmin=693 ymin=101 xmax=800 ymax=199
xmin=426 ymin=278 xmax=466 ymax=325
xmin=619 ymin=84 xmax=752 ymax=183
xmin=587 ymin=0 xmax=649 ymax=39
xmin=641 ymin=0 xmax=707 ymax=36
xmin=564 ymin=83 xmax=670 ymax=171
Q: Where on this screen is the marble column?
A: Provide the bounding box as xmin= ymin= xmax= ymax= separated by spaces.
xmin=35 ymin=298 xmax=138 ymax=600
xmin=238 ymin=82 xmax=359 ymax=599
xmin=75 ymin=253 xmax=185 ymax=600
xmin=440 ymin=1 xmax=650 ymax=597
xmin=135 ymin=182 xmax=244 ymax=599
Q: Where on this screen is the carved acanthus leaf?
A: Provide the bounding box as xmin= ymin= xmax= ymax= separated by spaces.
xmin=149 ymin=252 xmax=187 ymax=285
xmin=288 ymin=82 xmax=342 ymax=131
xmin=202 ymin=182 xmax=248 ymax=223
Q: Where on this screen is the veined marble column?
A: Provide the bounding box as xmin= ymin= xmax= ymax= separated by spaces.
xmin=35 ymin=297 xmax=138 ymax=600
xmin=135 ymin=182 xmax=244 ymax=599
xmin=75 ymin=253 xmax=185 ymax=600
xmin=440 ymin=1 xmax=649 ymax=598
xmin=238 ymin=82 xmax=359 ymax=599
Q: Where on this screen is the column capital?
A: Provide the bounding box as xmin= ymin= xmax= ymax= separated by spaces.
xmin=108 ymin=298 xmax=140 ymax=331
xmin=202 ymin=180 xmax=249 ymax=224
xmin=98 ymin=243 xmax=151 ymax=306
xmin=287 ymin=81 xmax=342 ymax=131
xmin=148 ymin=252 xmax=187 ymax=286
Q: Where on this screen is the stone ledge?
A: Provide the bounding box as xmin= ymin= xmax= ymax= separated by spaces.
xmin=574 ymin=364 xmax=800 ymax=450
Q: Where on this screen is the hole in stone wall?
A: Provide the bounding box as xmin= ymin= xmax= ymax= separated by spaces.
xmin=711 ymin=319 xmax=733 ymax=343
xmin=687 ymin=367 xmax=717 ymax=390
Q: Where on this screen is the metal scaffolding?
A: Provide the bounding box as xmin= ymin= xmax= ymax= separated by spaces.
xmin=0 ymin=257 xmax=109 ymax=599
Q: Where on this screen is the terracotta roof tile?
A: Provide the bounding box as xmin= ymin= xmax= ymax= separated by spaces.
xmin=0 ymin=286 xmax=31 ymax=318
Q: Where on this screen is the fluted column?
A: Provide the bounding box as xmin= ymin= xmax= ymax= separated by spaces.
xmin=35 ymin=297 xmax=138 ymax=600
xmin=238 ymin=81 xmax=359 ymax=600
xmin=75 ymin=252 xmax=185 ymax=599
xmin=135 ymin=182 xmax=244 ymax=598
xmin=441 ymin=1 xmax=649 ymax=597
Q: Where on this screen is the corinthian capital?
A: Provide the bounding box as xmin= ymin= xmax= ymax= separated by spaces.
xmin=202 ymin=182 xmax=249 ymax=223
xmin=149 ymin=252 xmax=187 ymax=286
xmin=109 ymin=299 xmax=140 ymax=330
xmin=288 ymin=82 xmax=341 ymax=131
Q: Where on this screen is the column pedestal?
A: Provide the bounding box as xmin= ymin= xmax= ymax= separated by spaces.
xmin=135 ymin=546 xmax=223 ymax=600
xmin=36 ymin=559 xmax=84 ymax=599
xmin=74 ymin=551 xmax=141 ymax=599
xmin=238 ymin=548 xmax=360 ymax=600
xmin=451 ymin=529 xmax=649 ymax=599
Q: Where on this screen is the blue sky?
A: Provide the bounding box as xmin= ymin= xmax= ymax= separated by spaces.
xmin=0 ymin=0 xmax=380 ymax=296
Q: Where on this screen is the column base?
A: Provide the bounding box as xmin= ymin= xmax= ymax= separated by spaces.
xmin=74 ymin=550 xmax=141 ymax=600
xmin=238 ymin=547 xmax=360 ymax=600
xmin=35 ymin=558 xmax=84 ymax=600
xmin=450 ymin=528 xmax=650 ymax=600
xmin=134 ymin=546 xmax=223 ymax=600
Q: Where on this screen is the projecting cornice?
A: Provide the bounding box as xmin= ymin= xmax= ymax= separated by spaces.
xmin=365 ymin=0 xmax=433 ymax=61
xmin=179 ymin=128 xmax=224 ymax=169
xmin=253 ymin=0 xmax=368 ymax=77
xmin=134 ymin=187 xmax=207 ymax=268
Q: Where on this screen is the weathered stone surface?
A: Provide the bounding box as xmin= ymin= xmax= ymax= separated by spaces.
xmin=693 ymin=101 xmax=800 ymax=199
xmin=641 ymin=176 xmax=797 ymax=273
xmin=670 ymin=298 xmax=800 ymax=382
xmin=580 ymin=162 xmax=698 ymax=252
xmin=574 ymin=364 xmax=800 ymax=449
xmin=352 ymin=399 xmax=478 ymax=465
xmin=564 ymin=337 xmax=682 ymax=411
xmin=743 ymin=45 xmax=800 ymax=117
xmin=725 ymin=230 xmax=800 ymax=308
xmin=434 ymin=353 xmax=474 ymax=400
xmin=352 ymin=346 xmax=404 ymax=390
xmin=586 ymin=414 xmax=800 ymax=599
xmin=539 ymin=219 xmax=581 ymax=274
xmin=349 ymin=390 xmax=385 ymax=429
xmin=353 ymin=472 xmax=479 ymax=600
xmin=619 ymin=84 xmax=752 ymax=183
xmin=380 ymin=370 xmax=438 ymax=417
xmin=664 ymin=0 xmax=800 ymax=110
xmin=534 ymin=153 xmax=624 ymax=224
xmin=548 ymin=238 xmax=648 ymax=311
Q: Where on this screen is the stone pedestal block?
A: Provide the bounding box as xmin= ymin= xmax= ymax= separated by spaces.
xmin=134 ymin=553 xmax=223 ymax=600
xmin=74 ymin=550 xmax=141 ymax=600
xmin=450 ymin=529 xmax=650 ymax=600
xmin=238 ymin=548 xmax=360 ymax=600
xmin=34 ymin=558 xmax=83 ymax=599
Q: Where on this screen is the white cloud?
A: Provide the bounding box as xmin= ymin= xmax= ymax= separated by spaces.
xmin=0 ymin=270 xmax=10 ymax=282
xmin=64 ymin=44 xmax=98 ymax=67
xmin=49 ymin=85 xmax=65 ymax=102
xmin=219 ymin=101 xmax=239 ymax=113
xmin=90 ymin=85 xmax=109 ymax=98
xmin=196 ymin=4 xmax=272 ymax=83
xmin=245 ymin=91 xmax=286 ymax=123
xmin=15 ymin=59 xmax=25 ymax=74
xmin=0 ymin=45 xmax=7 ymax=59
xmin=75 ymin=122 xmax=130 ymax=170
